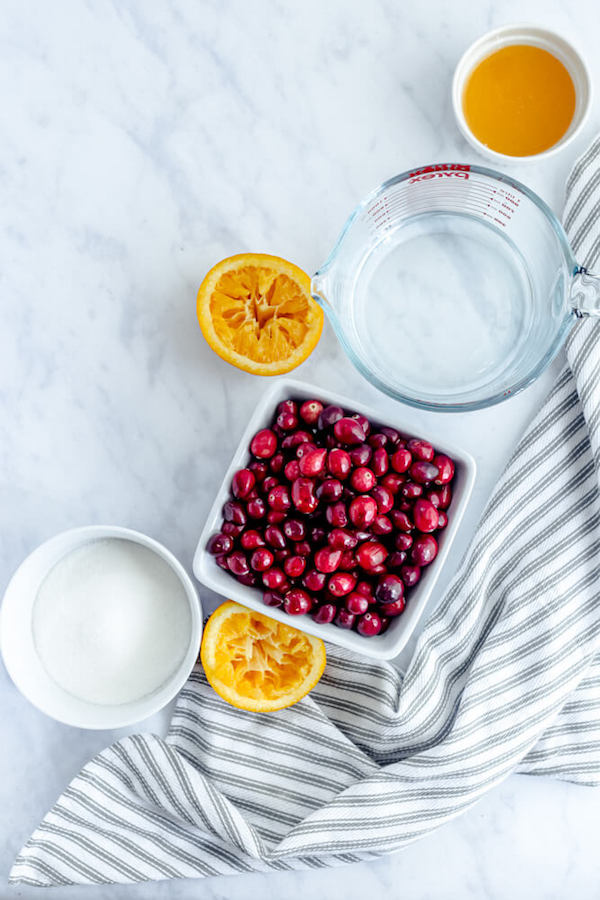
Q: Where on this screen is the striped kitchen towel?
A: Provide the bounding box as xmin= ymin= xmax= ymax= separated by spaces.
xmin=10 ymin=139 xmax=600 ymax=887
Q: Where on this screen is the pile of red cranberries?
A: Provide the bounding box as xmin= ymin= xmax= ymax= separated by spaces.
xmin=207 ymin=398 xmax=455 ymax=638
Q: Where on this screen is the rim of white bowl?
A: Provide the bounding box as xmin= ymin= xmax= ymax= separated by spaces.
xmin=452 ymin=24 xmax=592 ymax=164
xmin=0 ymin=525 xmax=202 ymax=729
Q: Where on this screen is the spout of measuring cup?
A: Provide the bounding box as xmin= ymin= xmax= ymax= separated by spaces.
xmin=311 ymin=270 xmax=334 ymax=314
xmin=570 ymin=266 xmax=600 ymax=317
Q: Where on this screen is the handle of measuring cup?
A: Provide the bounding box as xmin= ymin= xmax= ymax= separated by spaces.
xmin=570 ymin=266 xmax=600 ymax=317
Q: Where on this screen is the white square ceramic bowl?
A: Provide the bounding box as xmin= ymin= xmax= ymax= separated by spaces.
xmin=193 ymin=379 xmax=476 ymax=660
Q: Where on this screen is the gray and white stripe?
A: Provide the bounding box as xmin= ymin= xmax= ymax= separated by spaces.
xmin=10 ymin=138 xmax=600 ymax=886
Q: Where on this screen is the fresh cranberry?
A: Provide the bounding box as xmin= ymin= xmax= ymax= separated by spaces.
xmin=281 ymin=430 xmax=312 ymax=449
xmin=368 ymin=432 xmax=387 ymax=449
xmin=346 ymin=592 xmax=369 ymax=615
xmin=413 ymin=498 xmax=439 ymax=532
xmin=372 ymin=447 xmax=389 ymax=477
xmin=391 ymin=509 xmax=413 ymax=532
xmin=240 ymin=530 xmax=265 ymax=550
xmin=357 ymin=610 xmax=383 ymax=636
xmin=299 ymin=448 xmax=327 ymax=477
xmin=207 ymin=533 xmax=234 ymax=555
xmin=291 ymin=477 xmax=318 ymax=514
xmin=428 ymin=484 xmax=452 ymax=509
xmin=264 ymin=524 xmax=286 ymax=549
xmin=250 ymin=428 xmax=277 ymax=459
xmin=277 ymin=398 xmax=297 ymax=416
xmin=295 ymin=540 xmax=312 ymax=557
xmin=376 ymin=574 xmax=404 ymax=604
xmin=314 ymin=547 xmax=342 ymax=573
xmin=246 ymin=497 xmax=267 ymax=519
xmin=339 ymin=550 xmax=358 ymax=570
xmin=395 ymin=532 xmax=413 ymax=551
xmin=407 ymin=438 xmax=434 ymax=461
xmin=371 ymin=485 xmax=393 ymax=514
xmin=276 ymin=411 xmax=298 ymax=431
xmin=335 ymin=608 xmax=356 ymax=629
xmin=382 ymin=596 xmax=406 ymax=616
xmin=349 ymin=496 xmax=377 ymax=528
xmin=262 ymin=475 xmax=279 ymax=493
xmin=328 ymin=528 xmax=358 ymax=550
xmin=263 ymin=590 xmax=284 ymax=607
xmin=296 ymin=441 xmax=317 ymax=460
xmin=350 ymin=466 xmax=376 ymax=493
xmin=284 ymin=459 xmax=300 ymax=481
xmin=299 ymin=399 xmax=323 ymax=425
xmin=267 ymin=484 xmax=291 ymax=512
xmin=223 ymin=500 xmax=246 ymax=526
xmin=316 ymin=478 xmax=343 ymax=501
xmin=313 ymin=602 xmax=337 ymax=624
xmin=380 ymin=426 xmax=400 ymax=445
xmin=328 ymin=572 xmax=357 ymax=597
xmin=249 ymin=460 xmax=268 ymax=482
xmin=412 ymin=534 xmax=438 ymax=566
xmin=222 ymin=522 xmax=243 ymax=537
xmin=284 ymin=588 xmax=312 ymax=615
xmin=311 ymin=526 xmax=328 ymax=545
xmin=433 ymin=454 xmax=454 ymax=484
xmin=391 ymin=448 xmax=412 ymax=472
xmin=328 ymin=448 xmax=351 ymax=479
xmin=356 ymin=541 xmax=388 ymax=571
xmin=334 ymin=417 xmax=365 ymax=445
xmin=284 ymin=555 xmax=306 ymax=578
xmin=326 ymin=501 xmax=348 ymax=528
xmin=267 ymin=509 xmax=286 ymax=524
xmin=318 ymin=405 xmax=344 ymax=429
xmin=388 ymin=551 xmax=407 ymax=568
xmin=400 ymin=564 xmax=421 ymax=587
xmin=372 ymin=514 xmax=393 ymax=535
xmin=353 ymin=530 xmax=373 ymax=542
xmin=381 ymin=472 xmax=405 ymax=494
xmin=270 ymin=452 xmax=285 ymax=474
xmin=410 ymin=461 xmax=439 ymax=484
xmin=262 ymin=567 xmax=287 ymax=590
xmin=283 ymin=518 xmax=306 ymax=541
xmin=350 ymin=443 xmax=372 ymax=466
xmin=250 ymin=548 xmax=274 ymax=572
xmin=352 ymin=413 xmax=371 ymax=436
xmin=215 ymin=554 xmax=229 ymax=571
xmin=303 ymin=569 xmax=327 ymax=592
xmin=355 ymin=580 xmax=374 ymax=599
xmin=236 ymin=571 xmax=258 ymax=587
xmin=401 ymin=481 xmax=423 ymax=500
xmin=227 ymin=551 xmax=249 ymax=577
xmin=437 ymin=511 xmax=448 ymax=528
xmin=231 ymin=468 xmax=256 ymax=499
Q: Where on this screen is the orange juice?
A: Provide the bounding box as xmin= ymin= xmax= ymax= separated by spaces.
xmin=463 ymin=44 xmax=576 ymax=156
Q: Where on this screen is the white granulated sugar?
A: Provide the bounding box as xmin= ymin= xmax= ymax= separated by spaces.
xmin=33 ymin=538 xmax=191 ymax=706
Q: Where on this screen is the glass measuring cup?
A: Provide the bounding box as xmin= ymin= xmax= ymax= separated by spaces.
xmin=311 ymin=163 xmax=600 ymax=411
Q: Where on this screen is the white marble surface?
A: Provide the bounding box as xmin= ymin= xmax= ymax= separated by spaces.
xmin=2 ymin=0 xmax=600 ymax=896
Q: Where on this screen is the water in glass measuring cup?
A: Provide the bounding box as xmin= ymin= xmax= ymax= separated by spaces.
xmin=317 ymin=164 xmax=572 ymax=410
xmin=354 ymin=213 xmax=533 ymax=395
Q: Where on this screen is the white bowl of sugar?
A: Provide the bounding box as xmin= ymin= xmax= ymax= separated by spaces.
xmin=0 ymin=526 xmax=202 ymax=729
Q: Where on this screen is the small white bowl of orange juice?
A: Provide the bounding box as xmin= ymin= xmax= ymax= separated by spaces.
xmin=452 ymin=24 xmax=592 ymax=163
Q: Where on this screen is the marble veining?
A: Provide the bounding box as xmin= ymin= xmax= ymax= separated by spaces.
xmin=2 ymin=0 xmax=600 ymax=896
